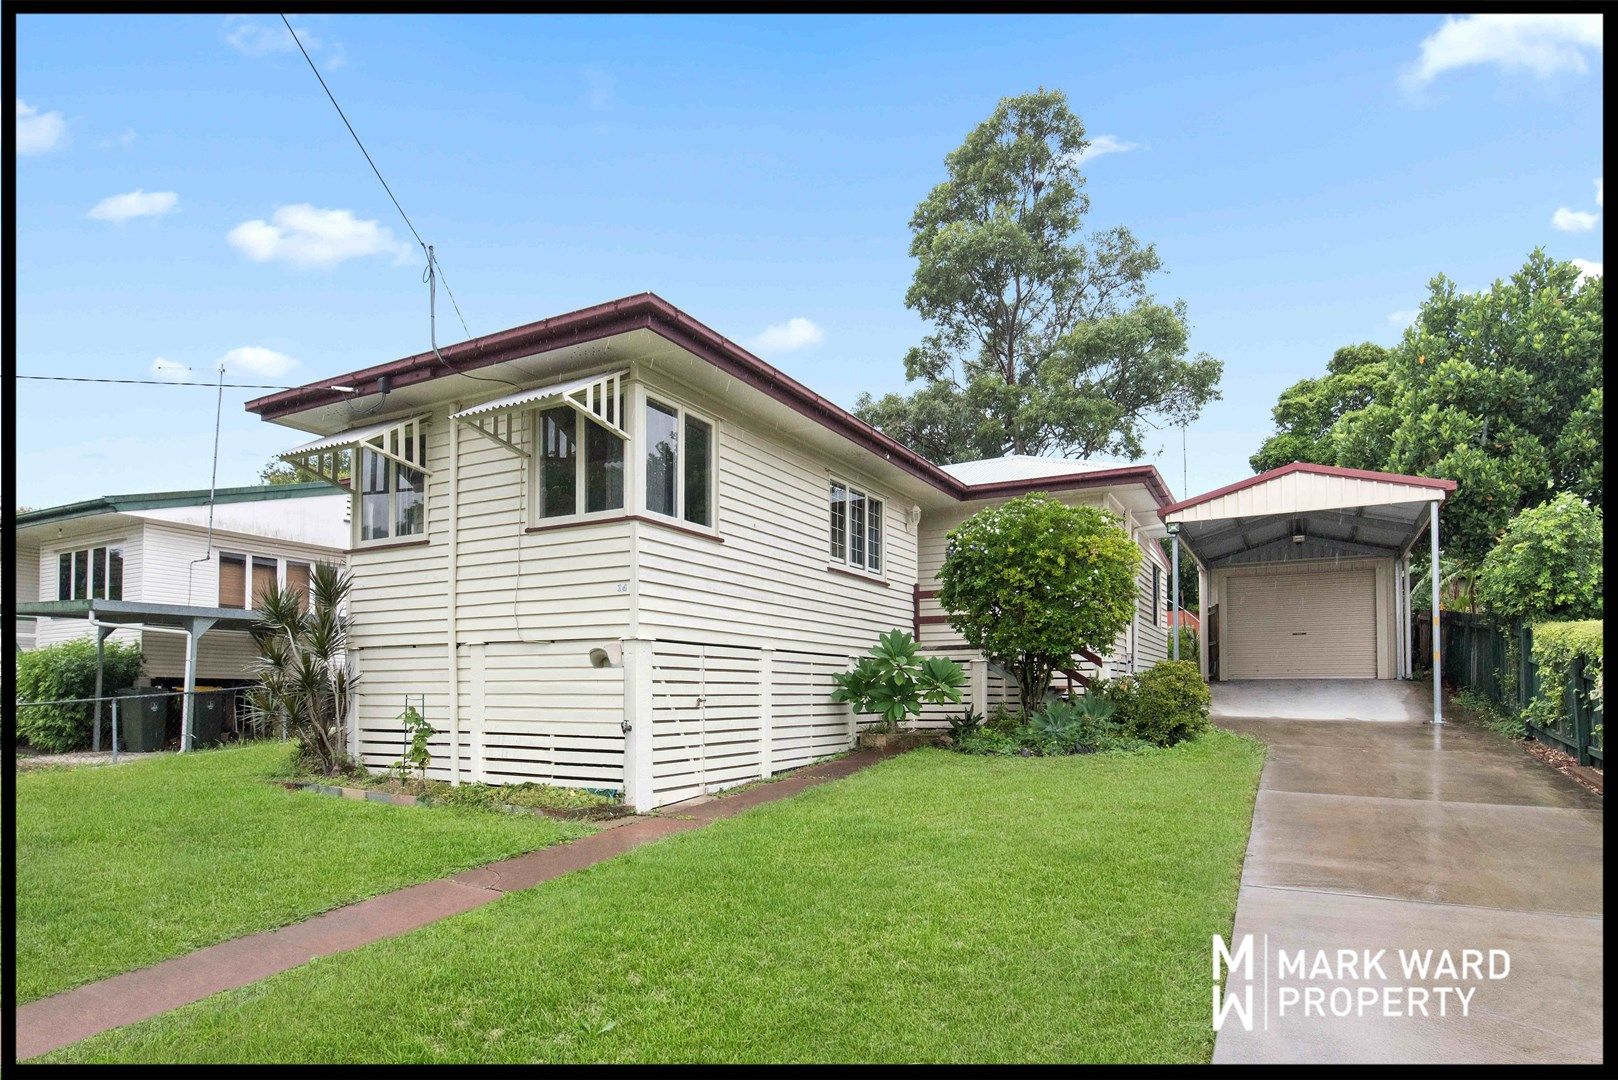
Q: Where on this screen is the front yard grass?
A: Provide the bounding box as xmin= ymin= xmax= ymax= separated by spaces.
xmin=47 ymin=730 xmax=1266 ymax=1064
xmin=16 ymin=741 xmax=590 ymax=1004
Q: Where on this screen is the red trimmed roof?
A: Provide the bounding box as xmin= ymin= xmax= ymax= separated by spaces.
xmin=246 ymin=292 xmax=1176 ymax=507
xmin=1157 ymin=461 xmax=1457 ymax=519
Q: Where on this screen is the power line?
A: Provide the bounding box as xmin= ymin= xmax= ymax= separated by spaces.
xmin=18 ymin=375 xmax=301 ymax=390
xmin=279 ymin=14 xmax=515 ymax=390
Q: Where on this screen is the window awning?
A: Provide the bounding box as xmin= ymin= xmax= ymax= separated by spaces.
xmin=449 ymin=370 xmax=629 ymax=458
xmin=278 ymin=414 xmax=431 ymax=486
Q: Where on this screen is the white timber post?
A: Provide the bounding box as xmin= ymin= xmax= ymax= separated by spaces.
xmin=1170 ymin=527 xmax=1181 ymax=661
xmin=969 ymin=657 xmax=989 ymax=716
xmin=758 ymin=647 xmax=774 ymax=779
xmin=622 ymin=638 xmax=655 ymax=811
xmin=1429 ymin=500 xmax=1442 ymax=725
xmin=447 ymin=406 xmax=462 ymax=784
xmin=469 ymin=643 xmax=487 ymax=782
xmin=845 ymin=655 xmax=859 ymax=747
xmin=1198 ymin=564 xmax=1211 ymax=680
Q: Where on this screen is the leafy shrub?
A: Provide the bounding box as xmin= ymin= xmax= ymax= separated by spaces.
xmin=389 ymin=705 xmax=435 ymax=790
xmin=1455 ymin=689 xmax=1525 ymax=740
xmin=831 ymin=629 xmax=966 ymax=732
xmin=952 ymin=726 xmax=1024 ymax=756
xmin=1173 ymin=625 xmax=1199 ymax=662
xmin=938 ymin=494 xmax=1141 ymax=714
xmin=1112 ymin=660 xmax=1211 ymax=746
xmin=947 ymin=708 xmax=984 ymax=741
xmin=1522 ymin=619 xmax=1603 ymax=738
xmin=17 ymin=638 xmax=145 ymax=752
xmin=1476 ymin=494 xmax=1603 ymax=623
xmin=953 ymin=693 xmax=1150 ymax=756
xmin=244 ymin=562 xmax=353 ymax=775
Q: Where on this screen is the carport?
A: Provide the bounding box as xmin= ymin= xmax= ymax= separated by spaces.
xmin=1158 ymin=463 xmax=1456 ymax=722
xmin=16 ymin=598 xmax=262 ymax=750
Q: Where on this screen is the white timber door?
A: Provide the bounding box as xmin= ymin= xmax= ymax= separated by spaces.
xmin=1222 ymin=567 xmax=1377 ymax=679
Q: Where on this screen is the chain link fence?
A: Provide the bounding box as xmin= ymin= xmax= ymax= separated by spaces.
xmin=15 ymin=685 xmax=282 ymax=764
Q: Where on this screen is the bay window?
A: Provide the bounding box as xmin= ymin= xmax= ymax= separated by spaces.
xmin=359 ymin=435 xmax=426 ymax=544
xmin=644 ymin=396 xmax=714 ymax=528
xmin=533 ymin=400 xmax=625 ymax=521
xmin=829 ymin=480 xmax=883 ymax=574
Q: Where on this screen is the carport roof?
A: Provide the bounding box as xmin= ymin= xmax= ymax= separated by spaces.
xmin=15 ymin=598 xmax=262 ymax=632
xmin=1159 ymin=462 xmax=1454 ymax=568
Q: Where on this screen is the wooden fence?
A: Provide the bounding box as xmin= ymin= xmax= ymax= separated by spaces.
xmin=1416 ymin=611 xmax=1603 ymax=767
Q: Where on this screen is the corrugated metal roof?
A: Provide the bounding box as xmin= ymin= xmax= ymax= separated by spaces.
xmin=284 ymin=415 xmax=430 ymax=456
xmin=14 ymin=483 xmax=339 ymax=528
xmin=940 ymin=455 xmax=1139 ymax=486
xmin=450 ymin=370 xmax=627 ymax=421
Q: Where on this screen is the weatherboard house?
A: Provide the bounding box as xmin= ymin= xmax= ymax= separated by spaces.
xmin=252 ymin=293 xmax=1451 ymax=811
xmin=13 ymin=483 xmax=350 ymax=686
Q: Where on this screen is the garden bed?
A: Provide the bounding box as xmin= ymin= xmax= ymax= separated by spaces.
xmin=280 ymin=776 xmax=636 ymax=823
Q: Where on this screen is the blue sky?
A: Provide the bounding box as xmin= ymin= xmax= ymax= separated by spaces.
xmin=12 ymin=13 xmax=1604 ymax=508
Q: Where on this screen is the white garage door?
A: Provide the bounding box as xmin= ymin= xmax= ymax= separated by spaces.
xmin=1223 ymin=567 xmax=1377 ymax=679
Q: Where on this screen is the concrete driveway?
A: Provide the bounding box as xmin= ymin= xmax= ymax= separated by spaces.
xmin=1212 ymin=680 xmax=1603 ymax=1064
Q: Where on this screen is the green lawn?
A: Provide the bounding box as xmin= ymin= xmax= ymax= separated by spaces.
xmin=17 ymin=742 xmax=589 ymax=1003
xmin=46 ymin=732 xmax=1265 ymax=1064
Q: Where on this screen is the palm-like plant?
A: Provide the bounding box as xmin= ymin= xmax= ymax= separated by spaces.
xmin=244 ymin=562 xmax=354 ymax=774
xmin=831 ymin=629 xmax=967 ymax=733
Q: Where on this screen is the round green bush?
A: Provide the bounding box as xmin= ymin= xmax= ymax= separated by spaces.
xmin=1476 ymin=493 xmax=1603 ymax=624
xmin=1112 ymin=660 xmax=1210 ymax=746
xmin=17 ymin=637 xmax=145 ymax=753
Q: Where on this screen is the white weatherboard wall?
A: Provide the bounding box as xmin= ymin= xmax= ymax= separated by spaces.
xmin=14 ymin=546 xmax=40 ymax=649
xmin=32 ymin=522 xmax=145 ymax=654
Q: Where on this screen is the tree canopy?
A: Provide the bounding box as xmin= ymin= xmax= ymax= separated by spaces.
xmin=1247 ymin=250 xmax=1603 ymax=564
xmin=856 ymin=88 xmax=1222 ymax=464
xmin=1475 ymin=494 xmax=1603 ymax=624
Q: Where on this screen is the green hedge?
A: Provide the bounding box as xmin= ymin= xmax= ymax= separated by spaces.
xmin=16 ymin=638 xmax=145 ymax=753
xmin=1112 ymin=660 xmax=1211 ymax=746
xmin=1525 ymin=619 xmax=1603 ymax=736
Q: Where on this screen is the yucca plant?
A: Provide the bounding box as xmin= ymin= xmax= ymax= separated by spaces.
xmin=243 ymin=562 xmax=354 ymax=775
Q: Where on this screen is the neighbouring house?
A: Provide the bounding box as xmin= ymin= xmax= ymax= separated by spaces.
xmin=13 ymin=484 xmax=350 ymax=689
xmin=248 ymin=294 xmax=1177 ymax=809
xmin=1170 ymin=610 xmax=1201 ymax=633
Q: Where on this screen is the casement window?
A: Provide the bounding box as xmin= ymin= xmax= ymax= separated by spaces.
xmin=219 ymin=554 xmax=315 ymax=609
xmin=828 ymin=480 xmax=883 ymax=575
xmin=359 ymin=435 xmax=426 ymax=544
xmin=644 ymin=396 xmax=715 ymax=528
xmin=532 ymin=400 xmax=627 ymax=521
xmin=57 ymin=544 xmax=124 ymax=601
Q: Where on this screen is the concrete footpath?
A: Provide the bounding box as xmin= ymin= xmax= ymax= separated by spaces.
xmin=17 ymin=749 xmax=890 ymax=1060
xmin=1211 ymin=681 xmax=1603 ymax=1064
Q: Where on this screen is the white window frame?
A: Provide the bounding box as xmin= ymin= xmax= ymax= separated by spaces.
xmin=56 ymin=542 xmax=126 ymax=601
xmin=354 ymin=440 xmax=428 ymax=549
xmin=641 ymin=393 xmax=718 ymax=533
xmin=527 ymin=398 xmax=629 ymax=527
xmin=828 ymin=477 xmax=884 ymax=578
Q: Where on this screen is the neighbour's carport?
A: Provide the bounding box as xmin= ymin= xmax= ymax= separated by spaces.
xmin=1158 ymin=463 xmax=1456 ymax=722
xmin=16 ymin=598 xmax=261 ymax=750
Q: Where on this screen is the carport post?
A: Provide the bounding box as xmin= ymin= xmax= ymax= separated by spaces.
xmin=1169 ymin=526 xmax=1181 ymax=660
xmin=181 ymin=616 xmax=217 ymax=751
xmin=92 ymin=623 xmax=114 ymax=752
xmin=1429 ymin=501 xmax=1442 ymax=725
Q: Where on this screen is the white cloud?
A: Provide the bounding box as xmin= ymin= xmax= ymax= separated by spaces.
xmin=582 ymin=66 xmax=615 ymax=111
xmin=225 ymin=16 xmax=346 ymax=68
xmin=150 ymin=357 xmax=191 ymax=382
xmin=1572 ymin=259 xmax=1603 ymax=282
xmin=88 ymin=189 xmax=179 ymax=223
xmin=1407 ymin=14 xmax=1603 ymax=87
xmin=98 ymin=128 xmax=137 ymax=150
xmin=1387 ymin=309 xmax=1419 ymax=327
xmin=749 ymin=317 xmax=824 ymax=353
xmin=16 ymin=99 xmax=67 ymax=155
xmin=1074 ymin=134 xmax=1142 ymax=164
xmin=227 ymin=204 xmax=412 ymax=269
xmin=218 ymin=346 xmax=299 ymax=377
xmin=1552 ymin=206 xmax=1599 ymax=232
